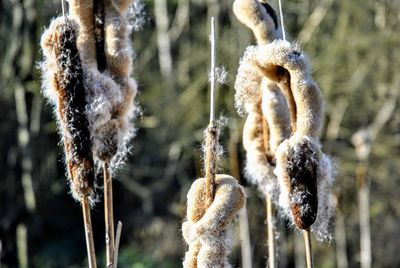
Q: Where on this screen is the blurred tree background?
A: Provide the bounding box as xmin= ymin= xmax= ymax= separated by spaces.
xmin=1 ymin=0 xmax=400 ymax=267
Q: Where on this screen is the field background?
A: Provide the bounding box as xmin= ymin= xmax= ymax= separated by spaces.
xmin=1 ymin=0 xmax=400 ymax=267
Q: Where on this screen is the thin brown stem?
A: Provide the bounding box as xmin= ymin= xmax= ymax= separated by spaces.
xmin=260 ymin=101 xmax=276 ymax=266
xmin=82 ymin=197 xmax=97 ymax=268
xmin=113 ymin=221 xmax=123 ymax=268
xmin=104 ymin=162 xmax=115 ymax=267
xmin=303 ymin=228 xmax=314 ymax=268
xmin=266 ymin=194 xmax=276 ymax=268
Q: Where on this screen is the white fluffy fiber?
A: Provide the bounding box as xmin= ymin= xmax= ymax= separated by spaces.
xmin=242 ymin=112 xmax=279 ymax=199
xmin=312 ymin=154 xmax=336 ymax=241
xmin=83 ymin=69 xmax=138 ymax=168
xmin=234 ymin=46 xmax=262 ymax=115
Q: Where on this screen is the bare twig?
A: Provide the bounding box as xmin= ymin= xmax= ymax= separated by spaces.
xmin=209 ymin=17 xmax=217 ymax=125
xmin=204 ymin=17 xmax=218 ymax=209
xmin=82 ymin=197 xmax=97 ymax=268
xmin=104 ymin=162 xmax=115 ymax=267
xmin=303 ymin=228 xmax=314 ymax=268
xmin=113 ymin=221 xmax=123 ymax=268
xmin=229 ymin=121 xmax=252 ymax=268
xmin=266 ymin=194 xmax=276 ymax=268
xmin=260 ymin=104 xmax=276 ymax=267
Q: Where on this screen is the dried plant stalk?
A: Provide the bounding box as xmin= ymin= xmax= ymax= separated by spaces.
xmin=40 ymin=17 xmax=97 ymax=267
xmin=103 ymin=162 xmax=115 ymax=267
xmin=303 ymin=228 xmax=314 ymax=268
xmin=82 ymin=197 xmax=97 ymax=268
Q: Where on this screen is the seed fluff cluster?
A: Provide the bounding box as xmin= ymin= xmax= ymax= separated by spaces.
xmin=40 ymin=0 xmax=141 ymax=202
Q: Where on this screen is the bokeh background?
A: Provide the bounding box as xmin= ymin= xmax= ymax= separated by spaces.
xmin=1 ymin=0 xmax=400 ymax=267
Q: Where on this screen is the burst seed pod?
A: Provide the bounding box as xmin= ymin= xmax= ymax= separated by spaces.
xmin=182 ymin=175 xmax=246 ymax=268
xmin=68 ymin=0 xmax=138 ymax=165
xmin=41 ymin=18 xmax=95 ymax=202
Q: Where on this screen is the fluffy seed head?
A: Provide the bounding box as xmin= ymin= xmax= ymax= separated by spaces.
xmin=40 ymin=18 xmax=95 ymax=202
xmin=182 ymin=175 xmax=245 ymax=268
xmin=233 ymin=0 xmax=279 ymax=44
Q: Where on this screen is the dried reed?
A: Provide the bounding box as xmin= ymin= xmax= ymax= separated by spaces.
xmin=40 ymin=17 xmax=97 ymax=268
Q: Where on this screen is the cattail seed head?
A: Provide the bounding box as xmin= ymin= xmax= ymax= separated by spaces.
xmin=40 ymin=18 xmax=95 ymax=202
xmin=261 ymin=79 xmax=291 ymax=153
xmin=66 ymin=0 xmax=139 ymax=168
xmin=242 ymin=107 xmax=277 ymax=197
xmin=233 ymin=0 xmax=279 ymax=44
xmin=182 ymin=175 xmax=245 ymax=268
xmin=235 ymin=39 xmax=335 ymax=234
xmin=202 ymin=125 xmax=222 ymax=208
xmin=275 ymin=135 xmax=320 ymax=229
xmin=234 ymin=46 xmax=262 ymax=115
xmin=105 ymin=0 xmax=133 ymax=77
xmin=67 ymin=0 xmax=98 ymax=68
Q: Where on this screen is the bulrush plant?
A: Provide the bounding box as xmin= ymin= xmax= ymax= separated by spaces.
xmin=235 ymin=38 xmax=336 ymax=267
xmin=182 ymin=18 xmax=245 ymax=268
xmin=234 ymin=1 xmax=336 ymax=266
xmin=41 ymin=17 xmax=97 ymax=268
xmin=40 ymin=0 xmax=139 ymax=267
xmin=233 ymin=1 xmax=289 ymax=267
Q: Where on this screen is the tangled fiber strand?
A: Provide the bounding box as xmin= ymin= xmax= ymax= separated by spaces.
xmin=182 ymin=175 xmax=246 ymax=268
xmin=41 ymin=18 xmax=95 ymax=203
xmin=67 ymin=0 xmax=139 ymax=170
